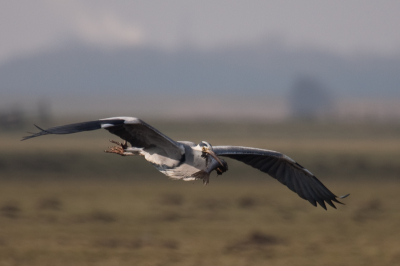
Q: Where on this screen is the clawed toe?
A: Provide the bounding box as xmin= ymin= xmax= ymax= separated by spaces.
xmin=104 ymin=139 xmax=129 ymax=156
xmin=109 ymin=139 xmax=128 ymax=149
xmin=105 ymin=147 xmax=122 ymax=154
xmin=104 ymin=147 xmax=126 ymax=155
xmin=109 ymin=139 xmax=121 ymax=145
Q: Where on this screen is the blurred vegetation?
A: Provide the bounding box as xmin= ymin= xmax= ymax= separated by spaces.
xmin=0 ymin=120 xmax=399 ymax=265
xmin=2 ymin=120 xmax=399 ymax=180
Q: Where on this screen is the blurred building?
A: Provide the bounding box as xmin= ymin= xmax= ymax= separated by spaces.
xmin=289 ymin=76 xmax=334 ymax=120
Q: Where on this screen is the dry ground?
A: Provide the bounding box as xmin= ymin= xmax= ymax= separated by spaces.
xmin=0 ymin=179 xmax=399 ymax=266
xmin=0 ymin=120 xmax=399 ymax=265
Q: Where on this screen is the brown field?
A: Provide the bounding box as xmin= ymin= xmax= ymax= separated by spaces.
xmin=0 ymin=120 xmax=399 ymax=265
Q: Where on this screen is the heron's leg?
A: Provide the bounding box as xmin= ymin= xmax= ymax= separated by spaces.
xmin=104 ymin=139 xmax=134 ymax=156
xmin=125 ymin=147 xmax=144 ymax=155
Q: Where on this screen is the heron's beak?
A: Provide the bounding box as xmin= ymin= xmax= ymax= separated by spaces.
xmin=202 ymin=147 xmax=224 ymax=167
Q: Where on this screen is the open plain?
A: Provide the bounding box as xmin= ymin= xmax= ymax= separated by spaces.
xmin=0 ymin=120 xmax=399 ymax=265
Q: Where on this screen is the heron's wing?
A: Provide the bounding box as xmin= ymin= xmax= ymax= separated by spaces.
xmin=22 ymin=117 xmax=184 ymax=161
xmin=213 ymin=146 xmax=349 ymax=209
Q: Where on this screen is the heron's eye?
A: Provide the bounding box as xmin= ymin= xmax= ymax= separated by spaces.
xmin=199 ymin=141 xmax=211 ymax=148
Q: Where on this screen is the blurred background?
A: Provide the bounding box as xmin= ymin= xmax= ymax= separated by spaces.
xmin=0 ymin=1 xmax=400 ymax=265
xmin=1 ymin=0 xmax=400 ymax=121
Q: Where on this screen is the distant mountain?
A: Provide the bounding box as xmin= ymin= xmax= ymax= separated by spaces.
xmin=1 ymin=40 xmax=399 ymax=101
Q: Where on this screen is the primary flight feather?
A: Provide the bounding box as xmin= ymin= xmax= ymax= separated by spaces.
xmin=22 ymin=116 xmax=349 ymax=210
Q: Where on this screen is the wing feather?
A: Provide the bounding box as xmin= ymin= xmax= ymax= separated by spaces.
xmin=22 ymin=117 xmax=184 ymax=161
xmin=213 ymin=146 xmax=348 ymax=209
xmin=21 ymin=120 xmax=124 ymax=140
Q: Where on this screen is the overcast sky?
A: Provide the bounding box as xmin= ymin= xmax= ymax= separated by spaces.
xmin=2 ymin=0 xmax=400 ymax=64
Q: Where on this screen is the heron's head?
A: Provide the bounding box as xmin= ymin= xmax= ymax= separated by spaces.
xmin=199 ymin=141 xmax=212 ymax=148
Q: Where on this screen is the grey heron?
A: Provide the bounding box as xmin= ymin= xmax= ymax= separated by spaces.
xmin=22 ymin=116 xmax=349 ymax=210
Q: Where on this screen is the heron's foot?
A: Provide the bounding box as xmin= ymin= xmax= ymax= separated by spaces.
xmin=109 ymin=139 xmax=128 ymax=149
xmin=104 ymin=140 xmax=133 ymax=156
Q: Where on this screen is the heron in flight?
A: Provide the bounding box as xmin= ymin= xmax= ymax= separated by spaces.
xmin=22 ymin=116 xmax=348 ymax=210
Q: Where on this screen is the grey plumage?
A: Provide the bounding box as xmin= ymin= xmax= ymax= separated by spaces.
xmin=212 ymin=146 xmax=349 ymax=209
xmin=22 ymin=116 xmax=349 ymax=210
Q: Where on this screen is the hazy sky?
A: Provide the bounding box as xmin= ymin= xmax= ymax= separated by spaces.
xmin=2 ymin=0 xmax=400 ymax=63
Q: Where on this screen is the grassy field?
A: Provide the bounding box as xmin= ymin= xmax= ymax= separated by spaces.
xmin=0 ymin=120 xmax=399 ymax=265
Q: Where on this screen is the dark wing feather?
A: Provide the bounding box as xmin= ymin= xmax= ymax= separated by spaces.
xmin=22 ymin=117 xmax=184 ymax=161
xmin=213 ymin=146 xmax=349 ymax=209
xmin=21 ymin=120 xmax=124 ymax=140
xmin=109 ymin=118 xmax=184 ymax=160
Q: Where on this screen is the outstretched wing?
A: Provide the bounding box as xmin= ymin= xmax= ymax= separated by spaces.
xmin=213 ymin=146 xmax=349 ymax=209
xmin=22 ymin=116 xmax=184 ymax=161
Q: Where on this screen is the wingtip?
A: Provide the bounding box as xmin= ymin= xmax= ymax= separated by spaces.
xmin=21 ymin=125 xmax=45 ymax=141
xmin=21 ymin=133 xmax=34 ymax=141
xmin=21 ymin=135 xmax=33 ymax=141
xmin=34 ymin=124 xmax=44 ymax=131
xmin=326 ymin=200 xmax=337 ymax=209
xmin=319 ymin=201 xmax=327 ymax=210
xmin=330 ymin=194 xmax=350 ymax=206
